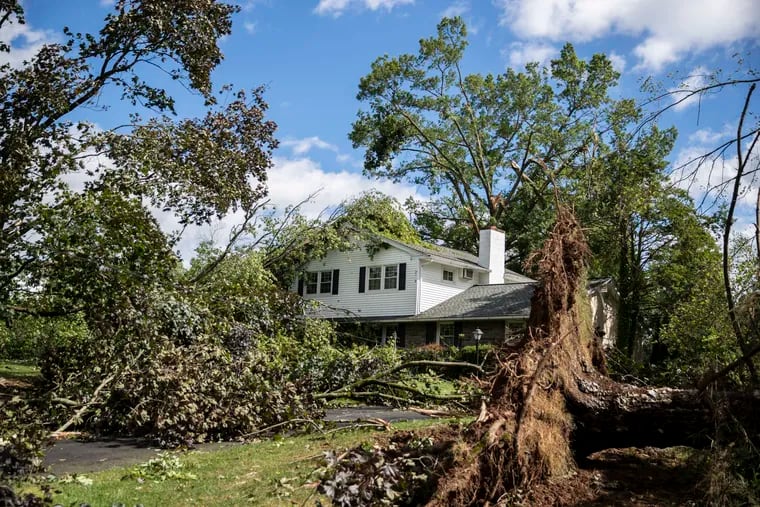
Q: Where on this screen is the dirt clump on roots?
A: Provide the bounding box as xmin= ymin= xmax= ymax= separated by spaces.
xmin=427 ymin=205 xmax=605 ymax=506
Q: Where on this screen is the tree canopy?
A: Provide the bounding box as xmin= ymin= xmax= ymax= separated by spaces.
xmin=0 ymin=1 xmax=276 ymax=323
xmin=350 ymin=17 xmax=619 ymax=258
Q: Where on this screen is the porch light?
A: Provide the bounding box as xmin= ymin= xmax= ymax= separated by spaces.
xmin=473 ymin=327 xmax=483 ymax=366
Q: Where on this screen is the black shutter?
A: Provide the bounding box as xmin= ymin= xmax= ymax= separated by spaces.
xmin=398 ymin=262 xmax=406 ymax=290
xmin=332 ymin=269 xmax=340 ymax=295
xmin=425 ymin=322 xmax=436 ymax=344
xmin=359 ymin=266 xmax=366 ymax=293
xmin=397 ymin=323 xmax=406 ymax=348
xmin=454 ymin=321 xmax=463 ymax=348
xmin=297 ymin=277 xmax=304 ymax=296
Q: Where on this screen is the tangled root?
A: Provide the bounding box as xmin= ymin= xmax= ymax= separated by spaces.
xmin=429 ymin=206 xmax=598 ymax=506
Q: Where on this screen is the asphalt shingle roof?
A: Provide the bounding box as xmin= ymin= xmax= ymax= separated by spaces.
xmin=409 ymin=282 xmax=537 ymax=321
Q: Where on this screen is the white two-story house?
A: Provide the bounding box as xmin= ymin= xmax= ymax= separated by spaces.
xmin=295 ymin=227 xmax=618 ymax=348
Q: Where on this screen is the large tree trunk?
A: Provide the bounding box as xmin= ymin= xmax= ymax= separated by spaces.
xmin=568 ymin=381 xmax=759 ymax=458
xmin=426 ymin=206 xmax=757 ymax=506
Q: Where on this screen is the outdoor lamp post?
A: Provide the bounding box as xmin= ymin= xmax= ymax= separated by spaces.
xmin=473 ymin=327 xmax=483 ymax=365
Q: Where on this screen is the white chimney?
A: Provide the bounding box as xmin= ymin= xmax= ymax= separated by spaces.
xmin=479 ymin=227 xmax=505 ymax=285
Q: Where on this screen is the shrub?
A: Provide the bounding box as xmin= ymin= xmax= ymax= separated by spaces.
xmin=401 ymin=344 xmax=457 ymax=364
xmin=455 ymin=344 xmax=493 ymax=366
xmin=316 ymin=433 xmax=453 ymax=506
xmin=1 ymin=314 xmax=90 ymax=362
xmin=88 ymin=339 xmax=322 ymax=446
xmin=0 ymin=396 xmax=47 ymax=481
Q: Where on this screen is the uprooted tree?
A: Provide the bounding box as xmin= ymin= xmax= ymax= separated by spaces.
xmin=425 ymin=205 xmax=752 ymax=504
xmin=318 ymin=204 xmax=758 ymax=506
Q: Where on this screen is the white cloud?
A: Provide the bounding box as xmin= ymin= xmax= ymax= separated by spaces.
xmin=668 ymin=66 xmax=711 ymax=112
xmin=441 ymin=1 xmax=469 ymax=18
xmin=608 ymin=51 xmax=626 ymax=73
xmin=687 ymin=125 xmax=734 ymax=145
xmin=504 ymin=41 xmax=556 ymax=68
xmin=242 ymin=0 xmax=270 ymax=10
xmin=243 ymin=21 xmax=257 ymax=34
xmin=314 ymin=0 xmax=414 ymax=17
xmin=167 ymin=156 xmax=424 ymax=261
xmin=671 ymin=141 xmax=759 ymax=214
xmin=267 ymin=156 xmax=423 ymax=217
xmin=281 ymin=136 xmax=339 ymax=155
xmin=0 ymin=15 xmax=56 ymax=68
xmin=495 ymin=0 xmax=760 ymax=71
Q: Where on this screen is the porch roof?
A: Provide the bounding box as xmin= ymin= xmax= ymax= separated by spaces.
xmin=408 ymin=282 xmax=536 ymax=322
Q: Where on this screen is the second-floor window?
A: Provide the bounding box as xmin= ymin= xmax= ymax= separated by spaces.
xmin=368 ymin=264 xmax=398 ymax=291
xmin=305 ymin=272 xmax=318 ymax=294
xmin=319 ymin=270 xmax=332 ymax=293
xmin=384 ymin=265 xmax=398 ymax=289
xmin=368 ymin=266 xmax=382 ymax=290
xmin=443 ymin=269 xmax=454 ymax=282
xmin=359 ymin=263 xmax=405 ymax=293
xmin=306 ymin=271 xmax=334 ymax=294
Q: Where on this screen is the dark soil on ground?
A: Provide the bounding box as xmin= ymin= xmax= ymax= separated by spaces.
xmin=523 ymin=446 xmax=707 ymax=506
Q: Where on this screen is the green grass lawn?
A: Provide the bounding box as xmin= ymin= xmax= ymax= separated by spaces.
xmin=38 ymin=418 xmax=462 ymax=507
xmin=0 ymin=360 xmax=40 ymax=383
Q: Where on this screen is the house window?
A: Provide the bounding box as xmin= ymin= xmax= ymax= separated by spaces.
xmin=461 ymin=268 xmax=473 ymax=280
xmin=439 ymin=322 xmax=455 ymax=346
xmin=305 ymin=272 xmax=318 ymax=294
xmin=368 ymin=265 xmax=399 ymax=291
xmin=384 ymin=264 xmax=398 ymax=289
xmin=443 ymin=269 xmax=454 ymax=282
xmin=368 ymin=266 xmax=382 ymax=290
xmin=304 ymin=271 xmax=334 ymax=295
xmin=319 ymin=270 xmax=332 ymax=293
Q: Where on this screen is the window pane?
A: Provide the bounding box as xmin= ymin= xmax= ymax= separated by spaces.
xmin=369 ymin=266 xmax=382 ymax=291
xmin=384 ymin=264 xmax=397 ymax=289
xmin=320 ymin=271 xmax=332 ymax=293
xmin=443 ymin=269 xmax=453 ymax=281
xmin=306 ymin=272 xmax=318 ymax=294
xmin=440 ymin=323 xmax=455 ymax=346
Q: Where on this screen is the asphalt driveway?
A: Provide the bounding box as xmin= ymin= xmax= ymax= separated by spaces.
xmin=43 ymin=407 xmax=430 ymax=475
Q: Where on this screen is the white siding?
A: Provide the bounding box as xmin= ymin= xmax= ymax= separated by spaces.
xmin=590 ymin=290 xmax=619 ymax=349
xmin=298 ymin=243 xmax=418 ymax=318
xmin=418 ymin=261 xmax=477 ymax=312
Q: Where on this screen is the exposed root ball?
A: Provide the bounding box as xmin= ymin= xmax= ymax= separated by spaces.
xmin=429 ymin=205 xmax=597 ymax=506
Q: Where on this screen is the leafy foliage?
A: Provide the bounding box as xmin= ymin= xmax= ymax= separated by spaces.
xmin=351 ymin=17 xmax=619 ymax=258
xmin=317 ymin=434 xmax=452 ymax=506
xmin=0 ymin=397 xmax=47 ymax=480
xmin=123 ymin=452 xmax=198 ymax=482
xmin=93 ymin=340 xmax=320 ymax=446
xmin=0 ymin=0 xmax=249 ymax=317
xmin=0 ymin=485 xmax=51 ymax=507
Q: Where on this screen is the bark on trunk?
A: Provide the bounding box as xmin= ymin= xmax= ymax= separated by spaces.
xmin=567 ymin=379 xmax=760 ymax=458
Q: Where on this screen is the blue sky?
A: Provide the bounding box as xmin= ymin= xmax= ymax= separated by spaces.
xmin=3 ymin=0 xmax=759 ymax=257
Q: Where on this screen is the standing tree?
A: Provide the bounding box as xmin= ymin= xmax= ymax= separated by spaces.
xmin=0 ymin=0 xmax=277 ymax=325
xmin=350 ymin=17 xmax=619 ymax=260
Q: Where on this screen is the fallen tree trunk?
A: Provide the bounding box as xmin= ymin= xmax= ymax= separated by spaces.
xmin=568 ymin=379 xmax=760 ymax=457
